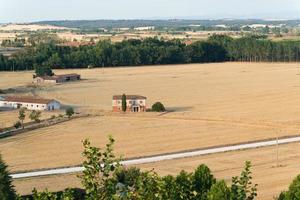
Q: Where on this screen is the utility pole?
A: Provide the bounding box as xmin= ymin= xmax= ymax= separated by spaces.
xmin=276 ymin=129 xmax=280 ymax=167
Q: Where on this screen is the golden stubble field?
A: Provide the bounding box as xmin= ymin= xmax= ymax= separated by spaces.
xmin=2 ymin=62 xmax=300 ymax=198
xmin=13 ymin=142 xmax=300 ymax=200
xmin=14 ymin=143 xmax=300 ymax=200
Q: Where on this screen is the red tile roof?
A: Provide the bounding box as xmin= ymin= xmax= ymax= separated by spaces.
xmin=113 ymin=95 xmax=147 ymax=100
xmin=3 ymin=96 xmax=55 ymax=104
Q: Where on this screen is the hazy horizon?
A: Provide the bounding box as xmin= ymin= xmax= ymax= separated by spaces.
xmin=1 ymin=0 xmax=300 ymax=23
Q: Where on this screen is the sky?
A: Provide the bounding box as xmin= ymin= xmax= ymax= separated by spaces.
xmin=1 ymin=0 xmax=300 ymax=23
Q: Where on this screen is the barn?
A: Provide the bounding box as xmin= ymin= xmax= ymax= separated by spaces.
xmin=0 ymin=96 xmax=61 ymax=111
xmin=33 ymin=74 xmax=81 ymax=84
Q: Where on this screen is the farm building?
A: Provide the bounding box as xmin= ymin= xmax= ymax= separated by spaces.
xmin=0 ymin=96 xmax=61 ymax=111
xmin=112 ymin=95 xmax=147 ymax=112
xmin=33 ymin=73 xmax=81 ymax=84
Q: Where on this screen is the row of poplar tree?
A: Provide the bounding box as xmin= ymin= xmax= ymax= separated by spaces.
xmin=1 ymin=35 xmax=300 ymax=71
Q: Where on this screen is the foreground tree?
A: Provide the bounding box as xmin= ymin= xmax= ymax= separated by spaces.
xmin=79 ymin=136 xmax=121 ymax=200
xmin=231 ymin=161 xmax=258 ymax=200
xmin=278 ymin=175 xmax=300 ymax=200
xmin=207 ymin=180 xmax=231 ymax=200
xmin=0 ymin=154 xmax=17 ymax=200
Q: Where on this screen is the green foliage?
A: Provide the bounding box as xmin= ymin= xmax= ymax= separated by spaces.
xmin=29 ymin=110 xmax=42 ymax=123
xmin=65 ymin=107 xmax=74 ymax=118
xmin=151 ymin=102 xmax=166 ymax=112
xmin=193 ymin=164 xmax=216 ymax=199
xmin=32 ymin=188 xmax=57 ymax=200
xmin=207 ymin=180 xmax=231 ymax=200
xmin=2 ymin=36 xmax=300 ymax=72
xmin=79 ymin=136 xmax=121 ymax=200
xmin=231 ymin=161 xmax=257 ymax=200
xmin=121 ymin=94 xmax=127 ymax=112
xmin=18 ymin=108 xmax=26 ymax=128
xmin=279 ymin=175 xmax=300 ymax=200
xmin=14 ymin=121 xmax=22 ymax=129
xmin=34 ymin=65 xmax=54 ymax=77
xmin=0 ymin=154 xmax=17 ymax=200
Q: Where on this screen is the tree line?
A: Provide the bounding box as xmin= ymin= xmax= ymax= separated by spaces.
xmin=1 ymin=35 xmax=300 ymax=72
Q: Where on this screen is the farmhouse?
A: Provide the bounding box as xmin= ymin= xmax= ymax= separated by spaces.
xmin=34 ymin=73 xmax=81 ymax=84
xmin=112 ymin=95 xmax=147 ymax=112
xmin=0 ymin=96 xmax=61 ymax=111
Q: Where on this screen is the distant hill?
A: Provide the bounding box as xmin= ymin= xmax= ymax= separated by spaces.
xmin=33 ymin=19 xmax=300 ymax=29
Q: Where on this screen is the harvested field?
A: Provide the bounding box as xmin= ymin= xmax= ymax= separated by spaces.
xmin=13 ymin=142 xmax=300 ymax=200
xmin=2 ymin=62 xmax=300 ymax=199
xmin=0 ymin=114 xmax=288 ymax=172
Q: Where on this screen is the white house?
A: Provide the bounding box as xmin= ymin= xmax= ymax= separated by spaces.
xmin=112 ymin=95 xmax=147 ymax=112
xmin=0 ymin=96 xmax=61 ymax=111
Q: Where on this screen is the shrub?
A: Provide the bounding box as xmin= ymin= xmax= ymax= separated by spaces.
xmin=14 ymin=121 xmax=22 ymax=129
xmin=50 ymin=115 xmax=56 ymax=119
xmin=66 ymin=107 xmax=75 ymax=118
xmin=29 ymin=110 xmax=42 ymax=123
xmin=151 ymin=102 xmax=166 ymax=112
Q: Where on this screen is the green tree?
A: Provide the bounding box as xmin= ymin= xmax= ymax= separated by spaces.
xmin=151 ymin=102 xmax=166 ymax=112
xmin=231 ymin=161 xmax=257 ymax=200
xmin=122 ymin=94 xmax=127 ymax=112
xmin=207 ymin=180 xmax=231 ymax=200
xmin=18 ymin=108 xmax=26 ymax=129
xmin=0 ymin=154 xmax=17 ymax=200
xmin=31 ymin=188 xmax=57 ymax=200
xmin=34 ymin=65 xmax=54 ymax=77
xmin=193 ymin=164 xmax=216 ymax=199
xmin=79 ymin=136 xmax=121 ymax=200
xmin=29 ymin=110 xmax=42 ymax=123
xmin=65 ymin=107 xmax=74 ymax=118
xmin=279 ymin=174 xmax=300 ymax=200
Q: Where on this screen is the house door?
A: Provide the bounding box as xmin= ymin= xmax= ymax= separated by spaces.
xmin=133 ymin=106 xmax=139 ymax=112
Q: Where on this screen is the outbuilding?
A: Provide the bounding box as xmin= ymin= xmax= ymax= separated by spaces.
xmin=33 ymin=73 xmax=81 ymax=84
xmin=0 ymin=96 xmax=61 ymax=111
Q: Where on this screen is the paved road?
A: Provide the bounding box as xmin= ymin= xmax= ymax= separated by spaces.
xmin=11 ymin=135 xmax=300 ymax=179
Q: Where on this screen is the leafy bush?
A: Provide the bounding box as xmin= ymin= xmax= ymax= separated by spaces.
xmin=151 ymin=102 xmax=166 ymax=112
xmin=65 ymin=107 xmax=74 ymax=118
xmin=29 ymin=110 xmax=42 ymax=123
xmin=14 ymin=121 xmax=22 ymax=129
